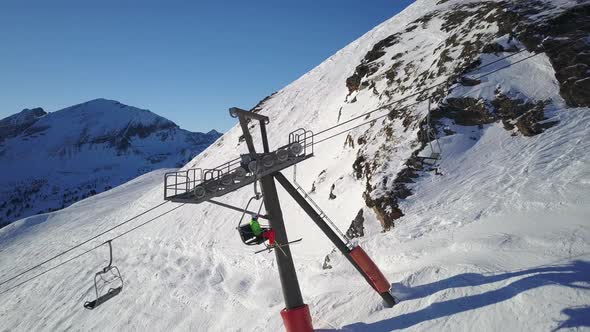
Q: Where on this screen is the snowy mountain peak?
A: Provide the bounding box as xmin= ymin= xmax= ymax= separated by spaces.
xmin=0 ymin=99 xmax=221 ymax=226
xmin=50 ymin=98 xmax=178 ymax=135
xmin=207 ymin=129 xmax=222 ymax=136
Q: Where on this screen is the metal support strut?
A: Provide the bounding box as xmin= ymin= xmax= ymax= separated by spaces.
xmin=274 ymin=172 xmax=396 ymax=308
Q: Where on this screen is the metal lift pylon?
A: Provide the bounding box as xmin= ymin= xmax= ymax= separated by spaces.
xmin=232 ymin=107 xmax=311 ymax=329
xmin=163 ymin=107 xmax=395 ymax=332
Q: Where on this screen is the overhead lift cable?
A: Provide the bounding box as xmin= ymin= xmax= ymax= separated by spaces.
xmin=0 ymin=203 xmax=185 ymax=296
xmin=311 ymin=45 xmax=548 ymax=144
xmin=310 ymin=47 xmax=550 ymax=147
xmin=0 ymin=201 xmax=185 ymax=294
xmin=313 ymin=112 xmax=391 ymax=146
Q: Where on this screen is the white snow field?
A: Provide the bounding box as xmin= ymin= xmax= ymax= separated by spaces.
xmin=1 ymin=0 xmax=589 ymax=331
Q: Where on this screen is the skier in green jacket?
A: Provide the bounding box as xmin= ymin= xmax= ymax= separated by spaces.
xmin=250 ymin=215 xmax=275 ymax=245
xmin=249 ymin=215 xmax=264 ymax=236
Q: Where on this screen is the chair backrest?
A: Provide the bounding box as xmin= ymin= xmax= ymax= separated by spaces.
xmin=239 ymin=224 xmax=256 ymax=241
xmin=238 ymin=224 xmax=270 ymax=245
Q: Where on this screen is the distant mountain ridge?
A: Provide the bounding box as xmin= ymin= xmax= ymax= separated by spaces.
xmin=0 ymin=98 xmax=221 ymax=226
xmin=0 ymin=107 xmax=47 ymax=143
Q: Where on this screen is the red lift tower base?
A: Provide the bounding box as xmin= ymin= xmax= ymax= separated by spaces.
xmin=281 ymin=304 xmax=313 ymax=332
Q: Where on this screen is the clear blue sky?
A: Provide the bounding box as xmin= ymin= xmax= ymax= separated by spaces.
xmin=0 ymin=0 xmax=414 ymax=132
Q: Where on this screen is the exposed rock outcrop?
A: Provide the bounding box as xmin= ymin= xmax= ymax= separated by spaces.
xmin=342 ymin=1 xmax=586 ymax=233
xmin=346 ymin=209 xmax=365 ymax=239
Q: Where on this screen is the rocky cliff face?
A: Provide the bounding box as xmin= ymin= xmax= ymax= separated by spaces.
xmin=0 ymin=99 xmax=221 ymax=227
xmin=338 ymin=0 xmax=589 ymax=232
xmin=191 ymin=0 xmax=587 ymax=238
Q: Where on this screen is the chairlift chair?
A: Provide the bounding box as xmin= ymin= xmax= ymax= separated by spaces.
xmin=417 ymin=98 xmax=442 ymax=166
xmin=236 ymin=182 xmax=302 ymax=254
xmin=84 ymin=240 xmax=124 ymax=310
xmin=238 ymin=217 xmax=271 ymax=245
xmin=236 ymin=193 xmax=270 ymax=246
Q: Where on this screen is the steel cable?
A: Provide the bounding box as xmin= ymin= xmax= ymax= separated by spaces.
xmin=0 ymin=201 xmax=170 ymax=289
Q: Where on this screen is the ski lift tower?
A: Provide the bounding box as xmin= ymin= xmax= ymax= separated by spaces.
xmin=164 ymin=107 xmax=395 ymax=332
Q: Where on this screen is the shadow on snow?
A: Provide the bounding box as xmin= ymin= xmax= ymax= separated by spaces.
xmin=318 ymin=260 xmax=590 ymax=331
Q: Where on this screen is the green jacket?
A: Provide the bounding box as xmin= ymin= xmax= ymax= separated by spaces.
xmin=249 ymin=219 xmax=263 ymax=236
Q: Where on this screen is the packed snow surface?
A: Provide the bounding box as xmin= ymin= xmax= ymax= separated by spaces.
xmin=1 ymin=0 xmax=588 ymax=331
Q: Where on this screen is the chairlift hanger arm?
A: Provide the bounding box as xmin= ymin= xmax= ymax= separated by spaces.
xmin=105 ymin=240 xmax=113 ymax=270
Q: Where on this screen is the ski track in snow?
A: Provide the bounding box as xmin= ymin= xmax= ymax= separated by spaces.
xmin=1 ymin=0 xmax=589 ymax=331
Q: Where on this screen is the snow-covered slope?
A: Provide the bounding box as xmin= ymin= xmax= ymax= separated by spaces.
xmin=1 ymin=0 xmax=588 ymax=331
xmin=0 ymin=99 xmax=221 ymax=227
